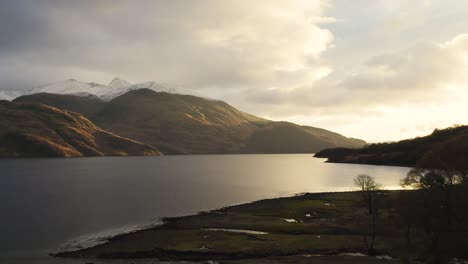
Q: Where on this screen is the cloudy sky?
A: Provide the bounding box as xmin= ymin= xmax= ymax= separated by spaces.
xmin=1 ymin=0 xmax=468 ymax=142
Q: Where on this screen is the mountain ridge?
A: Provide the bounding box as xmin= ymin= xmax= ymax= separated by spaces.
xmin=15 ymin=88 xmax=366 ymax=155
xmin=0 ymin=77 xmax=177 ymax=102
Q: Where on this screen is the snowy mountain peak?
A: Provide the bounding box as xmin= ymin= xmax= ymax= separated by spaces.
xmin=0 ymin=89 xmax=22 ymax=101
xmin=108 ymin=77 xmax=131 ymax=88
xmin=28 ymin=79 xmax=106 ymax=96
xmin=4 ymin=77 xmax=178 ymax=102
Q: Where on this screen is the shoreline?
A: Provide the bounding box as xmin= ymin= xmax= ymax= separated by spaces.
xmin=52 ymin=190 xmax=419 ymax=263
xmin=0 ymin=152 xmax=318 ymax=160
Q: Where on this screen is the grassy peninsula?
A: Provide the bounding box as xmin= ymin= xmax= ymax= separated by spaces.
xmin=55 ymin=189 xmax=468 ymax=263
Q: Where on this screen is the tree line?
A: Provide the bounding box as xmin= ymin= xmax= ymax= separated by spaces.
xmin=353 ymin=144 xmax=468 ymax=264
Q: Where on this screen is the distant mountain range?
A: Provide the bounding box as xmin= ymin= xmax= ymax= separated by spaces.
xmin=315 ymin=125 xmax=468 ymax=168
xmin=1 ymin=78 xmax=366 ymax=157
xmin=0 ymin=101 xmax=161 ymax=157
xmin=0 ymin=77 xmax=176 ymax=101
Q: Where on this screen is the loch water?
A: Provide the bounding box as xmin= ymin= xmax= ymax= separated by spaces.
xmin=0 ymin=154 xmax=409 ymax=263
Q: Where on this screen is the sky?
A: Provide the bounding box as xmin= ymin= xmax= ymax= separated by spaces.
xmin=1 ymin=0 xmax=468 ymax=142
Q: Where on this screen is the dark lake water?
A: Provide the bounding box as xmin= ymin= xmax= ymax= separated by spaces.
xmin=0 ymin=154 xmax=409 ymax=263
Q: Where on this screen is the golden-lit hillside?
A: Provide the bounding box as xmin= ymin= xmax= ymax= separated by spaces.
xmin=0 ymin=101 xmax=161 ymax=157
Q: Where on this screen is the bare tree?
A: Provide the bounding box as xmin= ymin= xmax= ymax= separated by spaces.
xmin=354 ymin=174 xmax=381 ymax=215
xmin=354 ymin=174 xmax=381 ymax=255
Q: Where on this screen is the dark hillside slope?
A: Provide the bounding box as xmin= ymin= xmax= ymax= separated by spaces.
xmin=92 ymin=89 xmax=267 ymax=154
xmin=15 ymin=92 xmax=106 ymax=117
xmin=242 ymin=122 xmax=335 ymax=153
xmin=315 ymin=125 xmax=468 ymax=167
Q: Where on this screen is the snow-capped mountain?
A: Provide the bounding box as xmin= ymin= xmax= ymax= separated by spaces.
xmin=108 ymin=77 xmax=132 ymax=89
xmin=94 ymin=77 xmax=133 ymax=101
xmin=18 ymin=77 xmax=177 ymax=101
xmin=0 ymin=89 xmax=22 ymax=101
xmin=27 ymin=79 xmax=108 ymax=96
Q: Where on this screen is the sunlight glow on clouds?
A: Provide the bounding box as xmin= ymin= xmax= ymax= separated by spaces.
xmin=0 ymin=0 xmax=333 ymax=91
xmin=248 ymin=33 xmax=468 ymax=142
xmin=1 ymin=0 xmax=468 ymax=142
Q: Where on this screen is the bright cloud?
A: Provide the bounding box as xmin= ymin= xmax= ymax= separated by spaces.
xmin=0 ymin=0 xmax=333 ymax=92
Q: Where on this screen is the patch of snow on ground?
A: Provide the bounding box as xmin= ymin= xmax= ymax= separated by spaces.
xmin=376 ymin=255 xmax=393 ymax=260
xmin=202 ymin=228 xmax=268 ymax=235
xmin=339 ymin=252 xmax=367 ymax=257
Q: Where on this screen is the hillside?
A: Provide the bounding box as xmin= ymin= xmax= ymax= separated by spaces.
xmin=14 ymin=92 xmax=107 ymax=117
xmin=15 ymin=89 xmax=366 ymax=155
xmin=0 ymin=101 xmax=161 ymax=157
xmin=241 ymin=122 xmax=364 ymax=154
xmin=314 ymin=125 xmax=468 ymax=167
xmin=91 ymin=89 xmax=268 ymax=154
